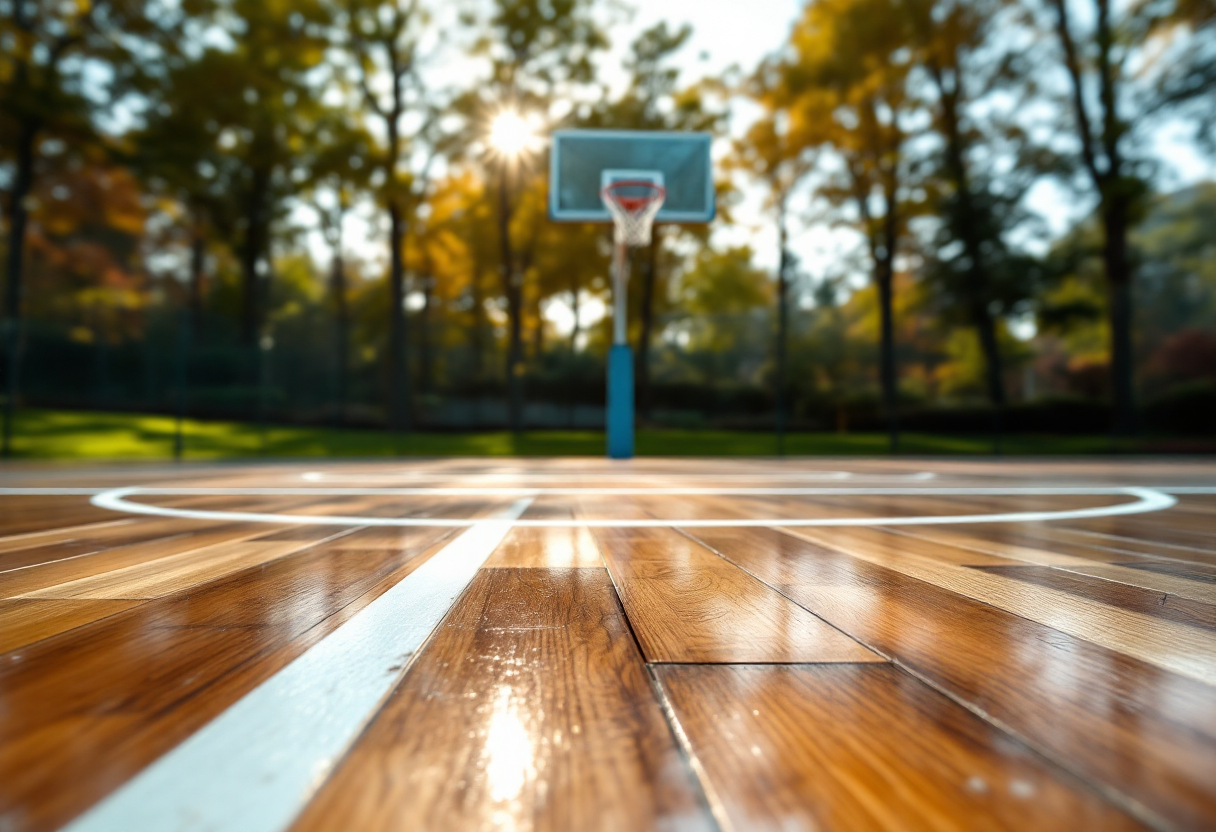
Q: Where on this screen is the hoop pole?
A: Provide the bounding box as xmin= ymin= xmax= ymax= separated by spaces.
xmin=612 ymin=240 xmax=629 ymax=346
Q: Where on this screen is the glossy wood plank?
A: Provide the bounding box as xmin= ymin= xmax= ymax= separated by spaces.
xmin=0 ymin=599 xmax=142 ymax=654
xmin=0 ymin=523 xmax=287 ymax=598
xmin=1061 ymin=516 xmax=1216 ymax=555
xmin=976 ymin=564 xmax=1216 ymax=631
xmin=1124 ymin=559 xmax=1216 ymax=583
xmin=896 ymin=525 xmax=1150 ymax=566
xmin=0 ymin=526 xmax=455 ymax=832
xmin=0 ymin=497 xmax=121 ymax=537
xmin=0 ymin=519 xmax=135 ymax=553
xmin=1055 ymin=527 xmax=1216 ymax=562
xmin=1051 ymin=563 xmax=1216 ymax=605
xmin=19 ymin=538 xmax=331 ymax=600
xmin=592 ymin=526 xmax=881 ymax=664
xmin=658 ymin=664 xmax=1148 ymax=832
xmin=485 ymin=525 xmax=604 ymax=568
xmin=894 ymin=526 xmax=1216 ymax=603
xmin=784 ymin=525 xmax=1216 ymax=684
xmin=290 ymin=565 xmax=714 ymax=832
xmin=686 ymin=525 xmax=1216 ymax=832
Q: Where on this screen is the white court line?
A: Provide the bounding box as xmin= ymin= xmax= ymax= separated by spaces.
xmin=301 ymin=471 xmax=939 ymax=481
xmin=88 ymin=486 xmax=1177 ymax=527
xmin=61 ymin=498 xmax=532 ymax=832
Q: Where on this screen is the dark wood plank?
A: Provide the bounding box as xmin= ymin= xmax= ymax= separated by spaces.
xmin=0 ymin=497 xmax=121 ymax=537
xmin=0 ymin=525 xmax=455 ymax=832
xmin=591 ymin=526 xmax=881 ymax=664
xmin=290 ymin=566 xmax=714 ymax=832
xmin=975 ymin=565 xmax=1216 ymax=631
xmin=686 ymin=525 xmax=1216 ymax=832
xmin=1125 ymin=560 xmax=1216 ymax=584
xmin=658 ymin=664 xmax=1149 ymax=832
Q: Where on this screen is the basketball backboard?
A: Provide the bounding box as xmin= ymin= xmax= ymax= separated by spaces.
xmin=549 ymin=130 xmax=714 ymax=223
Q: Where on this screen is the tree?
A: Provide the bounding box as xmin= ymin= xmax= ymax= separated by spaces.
xmin=303 ymin=114 xmax=374 ymax=423
xmin=737 ymin=61 xmax=817 ymax=453
xmin=1042 ymin=0 xmax=1154 ymax=433
xmin=463 ymin=0 xmax=609 ymax=432
xmin=1148 ymin=0 xmax=1216 ymax=153
xmin=343 ymin=0 xmax=442 ymax=433
xmin=901 ymin=0 xmax=1044 ymax=448
xmin=0 ymin=0 xmax=170 ymax=454
xmin=780 ymin=0 xmax=920 ymax=451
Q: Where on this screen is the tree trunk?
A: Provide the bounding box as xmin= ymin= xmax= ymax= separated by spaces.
xmin=189 ymin=232 xmax=206 ymax=339
xmin=1052 ymin=0 xmax=1136 ymax=435
xmin=388 ymin=200 xmax=410 ymax=432
xmin=532 ymin=293 xmax=544 ymax=358
xmin=877 ymin=206 xmax=900 ymax=453
xmin=471 ymin=255 xmax=487 ymax=381
xmin=1103 ymin=197 xmax=1135 ymax=435
xmin=239 ymin=167 xmax=270 ymax=346
xmin=775 ymin=216 xmax=790 ymax=456
xmin=933 ymin=72 xmax=1006 ymax=447
xmin=419 ymin=274 xmax=434 ymax=394
xmin=498 ymin=167 xmax=523 ymax=433
xmin=330 ymin=248 xmax=349 ymax=425
xmin=974 ymin=303 xmax=1006 ymax=453
xmin=636 ymin=228 xmax=660 ymax=421
xmin=2 ymin=119 xmax=38 ymax=457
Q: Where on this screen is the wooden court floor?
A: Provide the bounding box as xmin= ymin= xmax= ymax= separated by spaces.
xmin=0 ymin=458 xmax=1214 ymax=832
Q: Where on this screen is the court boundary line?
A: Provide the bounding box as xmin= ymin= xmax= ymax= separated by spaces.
xmin=86 ymin=486 xmax=1178 ymax=527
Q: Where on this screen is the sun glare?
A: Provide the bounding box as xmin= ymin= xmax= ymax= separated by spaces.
xmin=488 ymin=110 xmax=539 ymax=158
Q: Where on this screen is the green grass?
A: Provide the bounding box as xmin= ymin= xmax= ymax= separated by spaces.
xmin=4 ymin=407 xmax=1204 ymax=460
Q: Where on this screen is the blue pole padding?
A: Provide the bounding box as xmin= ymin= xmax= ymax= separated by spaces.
xmin=607 ymin=344 xmax=634 ymax=459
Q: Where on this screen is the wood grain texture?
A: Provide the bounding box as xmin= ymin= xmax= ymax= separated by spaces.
xmin=290 ymin=566 xmax=714 ymax=832
xmin=0 ymin=523 xmax=287 ymax=598
xmin=658 ymin=664 xmax=1149 ymax=832
xmin=485 ymin=525 xmax=604 ymax=568
xmin=975 ymin=564 xmax=1216 ymax=631
xmin=0 ymin=599 xmax=142 ymax=653
xmin=0 ymin=519 xmax=135 ymax=553
xmin=784 ymin=525 xmax=1216 ymax=684
xmin=18 ymin=539 xmax=328 ymax=600
xmin=686 ymin=525 xmax=1216 ymax=832
xmin=0 ymin=497 xmax=123 ymax=537
xmin=592 ymin=526 xmax=881 ymax=664
xmin=0 ymin=525 xmax=454 ymax=832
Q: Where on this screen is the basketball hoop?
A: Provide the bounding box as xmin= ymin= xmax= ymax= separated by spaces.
xmin=601 ymin=180 xmax=666 ymax=247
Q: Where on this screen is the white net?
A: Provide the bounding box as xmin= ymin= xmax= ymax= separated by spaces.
xmin=601 ymin=181 xmax=666 ymax=247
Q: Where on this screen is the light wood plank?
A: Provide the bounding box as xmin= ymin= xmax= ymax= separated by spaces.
xmin=686 ymin=525 xmax=1216 ymax=832
xmin=785 ymin=525 xmax=1216 ymax=684
xmin=0 ymin=599 xmax=142 ymax=654
xmin=290 ymin=566 xmax=714 ymax=832
xmin=0 ymin=525 xmax=454 ymax=832
xmin=485 ymin=525 xmax=604 ymax=568
xmin=592 ymin=527 xmax=881 ymax=664
xmin=19 ymin=540 xmax=322 ymax=600
xmin=0 ymin=524 xmax=288 ymax=598
xmin=975 ymin=565 xmax=1216 ymax=631
xmin=658 ymin=664 xmax=1149 ymax=832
